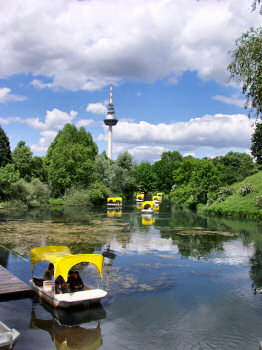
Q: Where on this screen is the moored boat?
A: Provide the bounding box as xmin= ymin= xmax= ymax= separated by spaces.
xmin=136 ymin=193 xmax=144 ymax=203
xmin=141 ymin=201 xmax=155 ymax=214
xmin=30 ymin=246 xmax=107 ymax=309
xmin=0 ymin=321 xmax=20 ymax=349
xmin=107 ymin=197 xmax=122 ymax=207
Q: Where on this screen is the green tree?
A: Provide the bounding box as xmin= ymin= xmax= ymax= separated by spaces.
xmin=0 ymin=164 xmax=20 ymax=199
xmin=171 ymin=158 xmax=223 ymax=208
xmin=251 ymin=122 xmax=262 ymax=164
xmin=46 ymin=124 xmax=98 ymax=196
xmin=153 ymin=151 xmax=183 ymax=193
xmin=134 ymin=162 xmax=157 ymax=193
xmin=0 ymin=126 xmax=12 ymax=168
xmin=212 ymin=151 xmax=255 ymax=184
xmin=228 ymin=27 xmax=262 ymax=118
xmin=12 ymin=141 xmax=34 ymax=181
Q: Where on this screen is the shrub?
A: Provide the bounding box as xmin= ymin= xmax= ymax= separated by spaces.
xmin=88 ymin=181 xmax=111 ymax=205
xmin=64 ymin=187 xmax=91 ymax=206
xmin=238 ymin=183 xmax=253 ymax=196
xmin=254 ymin=195 xmax=262 ymax=209
xmin=216 ymin=187 xmax=234 ymax=202
xmin=10 ymin=178 xmax=50 ymax=207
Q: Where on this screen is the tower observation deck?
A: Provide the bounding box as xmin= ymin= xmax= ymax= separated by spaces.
xmin=104 ymin=84 xmax=118 ymax=159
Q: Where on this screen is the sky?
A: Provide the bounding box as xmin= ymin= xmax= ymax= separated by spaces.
xmin=0 ymin=0 xmax=261 ymax=163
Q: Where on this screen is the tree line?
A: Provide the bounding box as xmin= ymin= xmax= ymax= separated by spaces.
xmin=0 ymin=122 xmax=261 ymax=209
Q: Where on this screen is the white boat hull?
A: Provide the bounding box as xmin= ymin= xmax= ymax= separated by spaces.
xmin=0 ymin=321 xmax=20 ymax=349
xmin=30 ymin=280 xmax=107 ymax=309
xmin=141 ymin=208 xmax=154 ymax=213
xmin=107 ymin=203 xmax=122 ymax=207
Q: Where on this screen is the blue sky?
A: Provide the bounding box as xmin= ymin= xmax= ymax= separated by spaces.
xmin=0 ymin=0 xmax=261 ymax=162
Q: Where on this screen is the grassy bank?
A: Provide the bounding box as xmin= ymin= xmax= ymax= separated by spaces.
xmin=199 ymin=171 xmax=262 ymax=219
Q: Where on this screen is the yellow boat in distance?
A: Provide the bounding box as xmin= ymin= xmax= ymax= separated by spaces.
xmin=30 ymin=246 xmax=107 ymax=308
xmin=107 ymin=197 xmax=122 ymax=207
xmin=157 ymin=192 xmax=163 ymax=200
xmin=136 ymin=193 xmax=144 ymax=203
xmin=141 ymin=201 xmax=155 ymax=214
xmin=152 ymin=195 xmax=161 ymax=204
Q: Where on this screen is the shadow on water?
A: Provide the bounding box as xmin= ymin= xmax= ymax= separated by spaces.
xmin=30 ymin=298 xmax=105 ymax=350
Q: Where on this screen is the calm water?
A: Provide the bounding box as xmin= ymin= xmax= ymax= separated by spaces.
xmin=1 ymin=202 xmax=262 ymax=349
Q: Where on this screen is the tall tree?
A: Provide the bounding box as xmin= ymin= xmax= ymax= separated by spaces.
xmin=212 ymin=151 xmax=255 ymax=184
xmin=0 ymin=126 xmax=12 ymax=167
xmin=12 ymin=141 xmax=33 ymax=181
xmin=251 ymin=122 xmax=262 ymax=164
xmin=46 ymin=124 xmax=98 ymax=196
xmin=227 ymin=27 xmax=262 ymax=118
xmin=134 ymin=162 xmax=157 ymax=193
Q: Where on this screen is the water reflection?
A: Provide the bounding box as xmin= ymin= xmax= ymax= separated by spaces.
xmin=30 ymin=302 xmax=105 ymax=350
xmin=141 ymin=214 xmax=155 ymax=226
xmin=107 ymin=209 xmax=122 ymax=218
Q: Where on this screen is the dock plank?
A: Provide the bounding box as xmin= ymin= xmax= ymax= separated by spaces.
xmin=0 ymin=265 xmax=32 ymax=299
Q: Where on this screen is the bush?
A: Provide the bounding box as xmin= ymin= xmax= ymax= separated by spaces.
xmin=238 ymin=184 xmax=253 ymax=196
xmin=88 ymin=181 xmax=111 ymax=205
xmin=216 ymin=187 xmax=234 ymax=202
xmin=64 ymin=187 xmax=91 ymax=206
xmin=254 ymin=195 xmax=262 ymax=209
xmin=10 ymin=178 xmax=50 ymax=207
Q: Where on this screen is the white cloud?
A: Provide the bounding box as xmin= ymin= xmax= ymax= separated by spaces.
xmin=75 ymin=119 xmax=95 ymax=128
xmin=0 ymin=0 xmax=260 ymax=91
xmin=86 ymin=102 xmax=107 ymax=115
xmin=26 ymin=109 xmax=77 ymax=131
xmin=25 ymin=108 xmax=77 ymax=152
xmin=0 ymin=87 xmax=26 ymax=103
xmin=128 ymin=146 xmax=169 ymax=163
xmin=109 ymin=114 xmax=253 ymax=150
xmin=30 ymin=79 xmax=54 ymax=90
xmin=0 ymin=116 xmax=22 ymax=125
xmin=213 ymin=94 xmax=245 ymax=108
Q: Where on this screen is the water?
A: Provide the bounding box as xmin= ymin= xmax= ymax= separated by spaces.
xmin=1 ymin=202 xmax=262 ymax=349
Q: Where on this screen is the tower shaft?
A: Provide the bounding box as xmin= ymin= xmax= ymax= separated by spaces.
xmin=108 ymin=125 xmax=112 ymax=160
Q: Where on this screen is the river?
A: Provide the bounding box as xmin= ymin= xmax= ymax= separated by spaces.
xmin=1 ymin=201 xmax=262 ymax=350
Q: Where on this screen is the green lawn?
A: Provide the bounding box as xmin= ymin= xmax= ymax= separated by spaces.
xmin=199 ymin=171 xmax=262 ymax=219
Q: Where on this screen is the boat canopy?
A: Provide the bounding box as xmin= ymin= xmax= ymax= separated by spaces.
xmin=152 ymin=196 xmax=160 ymax=201
xmin=157 ymin=192 xmax=163 ymax=197
xmin=30 ymin=246 xmax=103 ymax=281
xmin=136 ymin=194 xmax=144 ymax=199
xmin=142 ymin=201 xmax=155 ymax=209
xmin=107 ymin=197 xmax=122 ymax=203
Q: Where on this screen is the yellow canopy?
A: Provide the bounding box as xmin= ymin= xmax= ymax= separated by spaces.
xmin=157 ymin=192 xmax=163 ymax=197
xmin=107 ymin=197 xmax=122 ymax=203
xmin=136 ymin=194 xmax=144 ymax=199
xmin=142 ymin=201 xmax=155 ymax=209
xmin=152 ymin=196 xmax=160 ymax=201
xmin=30 ymin=246 xmax=104 ymax=281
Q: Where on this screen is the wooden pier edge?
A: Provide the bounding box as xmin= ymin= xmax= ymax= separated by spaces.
xmin=0 ymin=265 xmax=33 ymax=301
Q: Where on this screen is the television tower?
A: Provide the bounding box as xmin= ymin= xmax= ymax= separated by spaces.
xmin=104 ymin=84 xmax=118 ymax=159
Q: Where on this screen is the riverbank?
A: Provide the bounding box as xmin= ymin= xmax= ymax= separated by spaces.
xmin=198 ymin=171 xmax=262 ymax=219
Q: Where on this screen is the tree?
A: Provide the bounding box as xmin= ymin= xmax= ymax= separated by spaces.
xmin=212 ymin=151 xmax=255 ymax=184
xmin=46 ymin=124 xmax=98 ymax=196
xmin=0 ymin=164 xmax=20 ymax=199
xmin=171 ymin=158 xmax=223 ymax=208
xmin=0 ymin=126 xmax=12 ymax=168
xmin=152 ymin=151 xmax=183 ymax=193
xmin=251 ymin=122 xmax=262 ymax=164
xmin=134 ymin=162 xmax=157 ymax=193
xmin=12 ymin=141 xmax=33 ymax=181
xmin=227 ymin=27 xmax=262 ymax=118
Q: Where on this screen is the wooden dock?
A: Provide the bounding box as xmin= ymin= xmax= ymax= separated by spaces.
xmin=0 ymin=265 xmax=32 ymax=300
